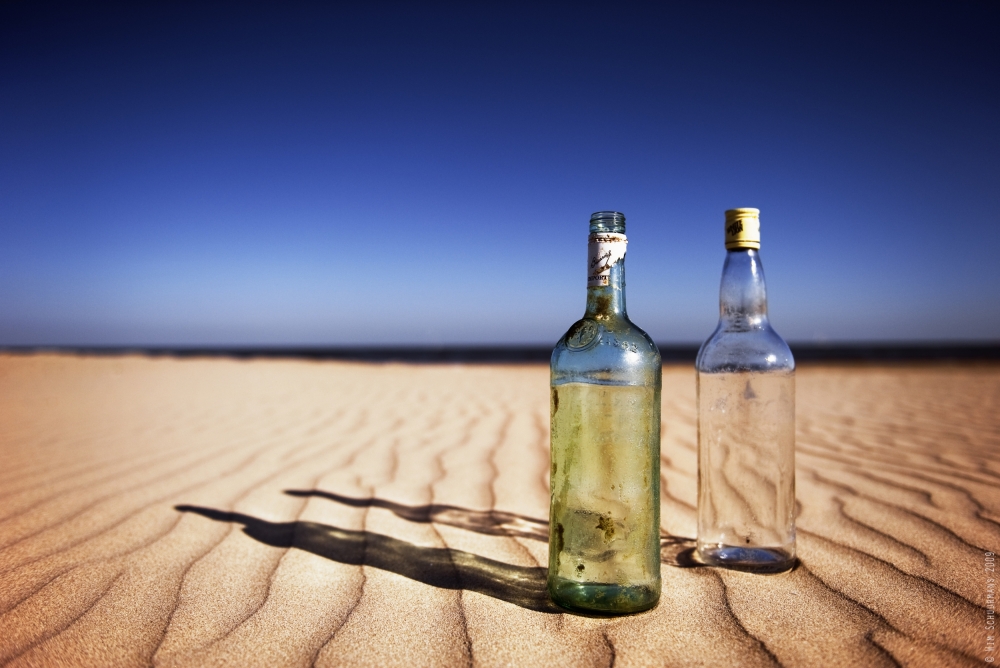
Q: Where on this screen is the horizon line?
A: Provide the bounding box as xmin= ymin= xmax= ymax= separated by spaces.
xmin=3 ymin=342 xmax=999 ymax=364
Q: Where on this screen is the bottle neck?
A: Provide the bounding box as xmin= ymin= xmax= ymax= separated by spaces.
xmin=719 ymin=249 xmax=768 ymax=329
xmin=586 ymin=260 xmax=627 ymax=319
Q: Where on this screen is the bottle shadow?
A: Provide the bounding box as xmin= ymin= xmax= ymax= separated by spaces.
xmin=283 ymin=489 xmax=550 ymax=542
xmin=282 ymin=489 xmax=702 ymax=569
xmin=175 ymin=505 xmax=563 ymax=613
xmin=174 ymin=493 xmax=703 ymax=614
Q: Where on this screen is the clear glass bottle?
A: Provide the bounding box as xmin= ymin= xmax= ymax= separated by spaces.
xmin=548 ymin=210 xmax=662 ymax=614
xmin=696 ymin=208 xmax=795 ymax=573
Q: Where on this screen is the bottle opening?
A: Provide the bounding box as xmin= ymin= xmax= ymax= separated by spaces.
xmin=590 ymin=211 xmax=626 ymax=234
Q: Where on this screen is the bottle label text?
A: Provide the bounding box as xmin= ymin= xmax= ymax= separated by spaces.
xmin=588 ymin=233 xmax=627 ymax=287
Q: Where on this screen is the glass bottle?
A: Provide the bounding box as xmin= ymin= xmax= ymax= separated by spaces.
xmin=548 ymin=210 xmax=662 ymax=614
xmin=696 ymin=208 xmax=795 ymax=572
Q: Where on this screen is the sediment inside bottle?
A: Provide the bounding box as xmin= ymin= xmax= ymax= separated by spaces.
xmin=549 ymin=382 xmax=661 ymax=612
xmin=697 ymin=370 xmax=795 ymax=572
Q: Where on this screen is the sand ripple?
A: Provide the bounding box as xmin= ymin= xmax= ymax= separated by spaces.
xmin=0 ymin=355 xmax=996 ymax=667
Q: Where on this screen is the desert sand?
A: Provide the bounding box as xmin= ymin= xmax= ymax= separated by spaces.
xmin=0 ymin=354 xmax=996 ymax=667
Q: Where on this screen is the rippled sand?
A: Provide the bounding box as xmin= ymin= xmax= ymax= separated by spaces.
xmin=0 ymin=354 xmax=996 ymax=667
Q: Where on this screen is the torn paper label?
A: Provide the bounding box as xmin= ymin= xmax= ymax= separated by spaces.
xmin=587 ymin=233 xmax=627 ymax=287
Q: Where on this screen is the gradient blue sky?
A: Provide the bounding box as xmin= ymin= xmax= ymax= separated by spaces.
xmin=2 ymin=1 xmax=998 ymax=345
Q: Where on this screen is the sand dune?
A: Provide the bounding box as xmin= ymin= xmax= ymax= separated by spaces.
xmin=0 ymin=355 xmax=996 ymax=667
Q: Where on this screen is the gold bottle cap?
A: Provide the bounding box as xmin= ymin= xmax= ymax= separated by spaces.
xmin=724 ymin=208 xmax=761 ymax=250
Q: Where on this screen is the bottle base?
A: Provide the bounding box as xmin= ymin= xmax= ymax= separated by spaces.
xmin=697 ymin=545 xmax=795 ymax=573
xmin=548 ymin=577 xmax=660 ymax=614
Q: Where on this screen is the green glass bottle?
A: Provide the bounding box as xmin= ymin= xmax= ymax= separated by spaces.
xmin=548 ymin=210 xmax=662 ymax=614
xmin=696 ymin=208 xmax=796 ymax=573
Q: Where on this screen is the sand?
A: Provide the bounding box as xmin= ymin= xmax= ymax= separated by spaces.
xmin=0 ymin=354 xmax=996 ymax=667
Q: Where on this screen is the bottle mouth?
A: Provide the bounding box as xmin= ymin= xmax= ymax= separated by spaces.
xmin=589 ymin=210 xmax=626 ymax=234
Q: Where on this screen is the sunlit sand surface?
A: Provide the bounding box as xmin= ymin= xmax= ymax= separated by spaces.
xmin=0 ymin=354 xmax=996 ymax=667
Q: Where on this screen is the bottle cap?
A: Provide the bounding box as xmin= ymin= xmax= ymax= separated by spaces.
xmin=724 ymin=208 xmax=761 ymax=250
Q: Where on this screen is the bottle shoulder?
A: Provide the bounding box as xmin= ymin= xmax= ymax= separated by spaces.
xmin=696 ymin=323 xmax=795 ymax=374
xmin=552 ymin=316 xmax=661 ymax=386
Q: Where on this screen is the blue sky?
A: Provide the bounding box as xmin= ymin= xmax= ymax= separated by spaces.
xmin=1 ymin=1 xmax=998 ymax=345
